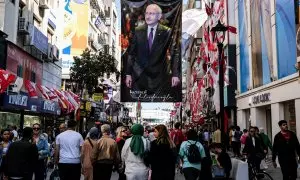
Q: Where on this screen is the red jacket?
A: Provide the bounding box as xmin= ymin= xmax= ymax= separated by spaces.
xmin=170 ymin=129 xmax=185 ymax=146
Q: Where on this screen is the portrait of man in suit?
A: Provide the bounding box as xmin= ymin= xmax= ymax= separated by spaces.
xmin=124 ymin=4 xmax=181 ymax=102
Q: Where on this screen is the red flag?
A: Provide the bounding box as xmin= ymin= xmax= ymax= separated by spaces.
xmin=0 ymin=70 xmax=16 ymax=93
xmin=37 ymin=84 xmax=49 ymax=99
xmin=24 ymin=80 xmax=38 ymax=98
xmin=227 ymin=26 xmax=237 ymax=34
xmin=205 ymin=3 xmax=213 ymax=16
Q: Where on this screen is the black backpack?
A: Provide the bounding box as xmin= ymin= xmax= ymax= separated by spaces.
xmin=186 ymin=141 xmax=202 ymax=163
xmin=234 ymin=131 xmax=242 ymax=141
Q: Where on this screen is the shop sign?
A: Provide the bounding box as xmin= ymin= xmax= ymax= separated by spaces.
xmin=41 ymin=100 xmax=61 ymax=115
xmin=86 ymin=102 xmax=92 ymax=111
xmin=92 ymin=93 xmax=103 ymax=102
xmin=252 ymin=93 xmax=271 ymax=104
xmin=30 ymin=26 xmax=48 ymax=55
xmin=8 ymin=94 xmax=28 ymax=107
xmin=43 ymin=100 xmax=55 ymax=112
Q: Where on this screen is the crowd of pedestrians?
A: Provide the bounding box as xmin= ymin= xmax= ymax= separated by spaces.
xmin=0 ymin=119 xmax=298 ymax=180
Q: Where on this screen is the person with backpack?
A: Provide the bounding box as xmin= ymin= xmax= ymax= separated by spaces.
xmin=179 ymin=129 xmax=206 ymax=180
xmin=232 ymin=126 xmax=242 ymax=157
xmin=170 ymin=122 xmax=185 ymax=153
xmin=81 ymin=127 xmax=99 ymax=180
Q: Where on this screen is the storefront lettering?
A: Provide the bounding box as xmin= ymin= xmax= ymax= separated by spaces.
xmin=8 ymin=95 xmax=28 ymax=106
xmin=252 ymin=93 xmax=271 ymax=104
xmin=43 ymin=101 xmax=55 ymax=112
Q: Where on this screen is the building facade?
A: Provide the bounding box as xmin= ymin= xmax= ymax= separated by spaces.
xmin=182 ymin=0 xmax=237 ymax=131
xmin=0 ymin=0 xmax=63 ymax=129
xmin=235 ymin=0 xmax=300 ymax=141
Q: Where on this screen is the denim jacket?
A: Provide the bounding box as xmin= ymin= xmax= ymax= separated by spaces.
xmin=36 ymin=134 xmax=50 ymax=159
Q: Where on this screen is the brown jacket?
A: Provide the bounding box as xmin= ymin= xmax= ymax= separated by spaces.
xmin=81 ymin=138 xmax=97 ymax=180
xmin=91 ymin=135 xmax=120 ymax=165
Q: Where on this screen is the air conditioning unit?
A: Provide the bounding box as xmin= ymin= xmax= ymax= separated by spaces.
xmin=18 ymin=17 xmax=30 ymax=34
xmin=91 ymin=9 xmax=98 ymax=18
xmin=88 ymin=34 xmax=94 ymax=43
xmin=46 ymin=44 xmax=53 ymax=61
xmin=52 ymin=45 xmax=59 ymax=61
xmin=39 ymin=0 xmax=50 ymax=9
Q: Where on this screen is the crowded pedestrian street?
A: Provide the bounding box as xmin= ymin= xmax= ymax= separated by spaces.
xmin=0 ymin=0 xmax=300 ymax=179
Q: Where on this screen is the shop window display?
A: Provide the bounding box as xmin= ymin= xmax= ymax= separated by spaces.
xmin=24 ymin=115 xmax=41 ymax=128
xmin=0 ymin=112 xmax=20 ymax=129
xmin=284 ymin=100 xmax=296 ymax=133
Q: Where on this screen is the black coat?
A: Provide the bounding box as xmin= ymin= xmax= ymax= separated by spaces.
xmin=149 ymin=140 xmax=177 ymax=180
xmin=217 ymin=151 xmax=232 ymax=178
xmin=3 ymin=139 xmax=38 ymax=178
xmin=200 ymin=144 xmax=212 ymax=180
xmin=126 ymin=24 xmax=180 ymax=100
xmin=243 ymin=136 xmax=266 ymax=159
xmin=272 ymin=131 xmax=300 ymax=164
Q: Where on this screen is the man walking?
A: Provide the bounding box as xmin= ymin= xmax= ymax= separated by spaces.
xmin=272 ymin=120 xmax=300 ymax=180
xmin=55 ymin=120 xmax=84 ymax=180
xmin=170 ymin=122 xmax=184 ymax=152
xmin=3 ymin=127 xmax=38 ymax=180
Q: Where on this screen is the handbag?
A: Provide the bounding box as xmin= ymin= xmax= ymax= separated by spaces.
xmin=255 ymin=152 xmax=265 ymax=160
xmin=50 ymin=166 xmax=60 ymax=180
xmin=118 ymin=161 xmax=125 ymax=174
xmin=142 ymin=140 xmax=151 ymax=167
xmin=212 ymin=165 xmax=225 ymax=178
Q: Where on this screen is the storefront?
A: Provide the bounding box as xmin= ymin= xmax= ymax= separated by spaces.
xmin=0 ymin=93 xmax=61 ymax=130
xmin=236 ymin=74 xmax=300 ymax=141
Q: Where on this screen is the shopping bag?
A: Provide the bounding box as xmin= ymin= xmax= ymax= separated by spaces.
xmin=50 ymin=166 xmax=60 ymax=180
xmin=212 ymin=165 xmax=225 ymax=178
xmin=148 ymin=169 xmax=152 ymax=180
xmin=260 ymin=159 xmax=268 ymax=170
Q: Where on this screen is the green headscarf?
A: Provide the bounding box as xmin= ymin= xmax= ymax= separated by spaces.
xmin=130 ymin=124 xmax=145 ymax=157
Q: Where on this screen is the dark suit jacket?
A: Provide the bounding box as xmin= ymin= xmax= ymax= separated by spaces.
xmin=3 ymin=140 xmax=38 ymax=178
xmin=243 ymin=136 xmax=266 ymax=159
xmin=126 ymin=24 xmax=180 ymax=95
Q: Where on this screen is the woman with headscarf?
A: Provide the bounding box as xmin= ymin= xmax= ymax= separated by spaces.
xmin=81 ymin=127 xmax=99 ymax=180
xmin=121 ymin=124 xmax=150 ymax=180
xmin=149 ymin=124 xmax=177 ymax=180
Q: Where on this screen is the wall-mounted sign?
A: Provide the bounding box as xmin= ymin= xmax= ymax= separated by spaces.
xmin=8 ymin=94 xmax=28 ymax=107
xmin=30 ymin=26 xmax=48 ymax=55
xmin=252 ymin=93 xmax=271 ymax=104
xmin=43 ymin=100 xmax=55 ymax=112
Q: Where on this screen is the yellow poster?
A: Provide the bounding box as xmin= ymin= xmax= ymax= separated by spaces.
xmin=92 ymin=93 xmax=104 ymax=102
xmin=63 ymin=0 xmax=89 ymax=56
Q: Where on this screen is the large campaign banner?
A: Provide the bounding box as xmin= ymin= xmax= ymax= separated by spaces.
xmin=121 ymin=0 xmax=182 ymax=102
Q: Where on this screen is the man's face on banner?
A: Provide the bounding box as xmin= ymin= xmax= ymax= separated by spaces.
xmin=145 ymin=5 xmax=162 ymax=26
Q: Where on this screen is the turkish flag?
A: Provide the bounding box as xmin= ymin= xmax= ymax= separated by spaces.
xmin=0 ymin=70 xmax=16 ymax=93
xmin=24 ymin=80 xmax=38 ymax=98
xmin=37 ymin=84 xmax=49 ymax=99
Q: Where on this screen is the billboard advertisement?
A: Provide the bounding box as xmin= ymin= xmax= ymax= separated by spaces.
xmin=276 ymin=0 xmax=297 ymax=78
xmin=238 ymin=0 xmax=250 ymax=93
xmin=121 ymin=0 xmax=182 ymax=102
xmin=250 ymin=0 xmax=273 ymax=87
xmin=62 ymin=0 xmax=89 ymax=77
xmin=6 ymin=42 xmax=43 ymax=85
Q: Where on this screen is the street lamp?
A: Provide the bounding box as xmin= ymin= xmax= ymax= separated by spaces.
xmin=210 ymin=20 xmax=228 ymax=134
